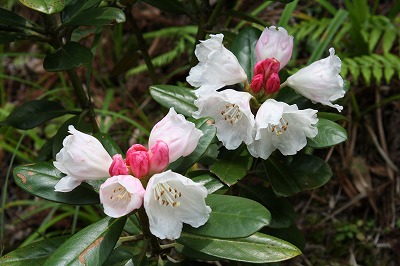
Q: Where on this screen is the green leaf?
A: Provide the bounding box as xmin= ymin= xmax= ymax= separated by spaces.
xmin=169 ymin=117 xmax=216 ymax=173
xmin=184 ymin=194 xmax=270 ymax=238
xmin=0 ymin=236 xmax=69 ymax=265
xmin=240 ymin=186 xmax=295 ymax=228
xmin=19 ymin=0 xmax=65 ymax=14
xmin=317 ymin=112 xmax=347 ymax=122
xmin=307 ymin=9 xmax=348 ymax=64
xmin=307 ymin=118 xmax=348 ymax=148
xmin=94 ymin=132 xmax=123 ymax=157
xmin=142 ymin=0 xmax=186 ymax=14
xmin=262 ymin=224 xmax=306 ymax=251
xmin=0 ymin=100 xmax=73 ymax=129
xmin=231 ymin=27 xmax=261 ymax=82
xmin=278 ymin=0 xmax=299 ymax=27
xmin=13 ymin=162 xmax=100 ymax=205
xmin=149 ymin=85 xmax=197 ymax=117
xmin=382 ymin=27 xmax=397 ymax=54
xmin=177 ymin=231 xmax=301 ymax=263
xmin=190 ymin=173 xmax=224 ymax=194
xmin=210 ymin=147 xmax=253 ymax=186
xmin=0 ymin=7 xmax=35 ymax=28
xmin=263 ymin=154 xmax=332 ymax=197
xmin=61 ymin=0 xmax=101 ymax=23
xmin=43 ymin=217 xmax=126 ymax=266
xmin=44 ymin=42 xmax=93 ymax=72
xmin=63 ymin=7 xmax=125 ymax=26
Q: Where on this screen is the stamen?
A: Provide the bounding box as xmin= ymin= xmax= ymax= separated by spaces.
xmin=153 ymin=182 xmax=182 ymax=207
xmin=221 ymin=103 xmax=243 ymax=125
xmin=268 ymin=118 xmax=289 ymax=136
xmin=110 ymin=185 xmax=131 ymax=202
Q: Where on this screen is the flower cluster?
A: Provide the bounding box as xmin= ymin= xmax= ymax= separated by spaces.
xmin=187 ymin=26 xmax=345 ymax=159
xmin=54 ymin=108 xmax=211 ymax=240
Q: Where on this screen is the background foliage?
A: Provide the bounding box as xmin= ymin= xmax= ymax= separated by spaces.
xmin=0 ymin=0 xmax=399 ymax=265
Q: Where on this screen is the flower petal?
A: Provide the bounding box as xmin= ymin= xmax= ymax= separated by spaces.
xmin=54 ymin=176 xmax=82 ymax=192
xmin=285 ymin=48 xmax=345 ymax=112
xmin=149 ymin=108 xmax=203 ymax=163
xmin=193 ymin=89 xmax=255 ymax=150
xmin=53 ymin=126 xmax=112 ymax=191
xmin=144 ymin=170 xmax=211 ymax=240
xmin=187 ymin=34 xmax=247 ymax=95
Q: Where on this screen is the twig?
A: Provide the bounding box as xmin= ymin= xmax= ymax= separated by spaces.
xmin=364 ymin=122 xmax=398 ymax=172
xmin=128 ymin=12 xmax=159 ymax=85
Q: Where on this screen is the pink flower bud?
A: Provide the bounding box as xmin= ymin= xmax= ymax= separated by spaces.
xmin=250 ymin=74 xmax=264 ymax=93
xmin=148 ymin=140 xmax=170 ymax=175
xmin=265 ymin=73 xmax=280 ymax=95
xmin=256 ymin=26 xmax=293 ymax=70
xmin=250 ymin=58 xmax=281 ymax=96
xmin=109 ymin=154 xmax=128 ymax=176
xmin=126 ymin=144 xmax=150 ymax=179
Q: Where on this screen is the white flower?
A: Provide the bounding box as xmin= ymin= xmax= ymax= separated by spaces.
xmin=186 ymin=34 xmax=247 ymax=95
xmin=247 ymin=99 xmax=318 ymax=159
xmin=144 ymin=170 xmax=211 ymax=240
xmin=193 ymin=89 xmax=255 ymax=150
xmin=255 ymin=26 xmax=294 ymax=70
xmin=100 ymin=175 xmax=145 ymax=218
xmin=148 ymin=108 xmax=203 ymax=163
xmin=284 ymin=48 xmax=345 ymax=112
xmin=54 ymin=125 xmax=112 ymax=192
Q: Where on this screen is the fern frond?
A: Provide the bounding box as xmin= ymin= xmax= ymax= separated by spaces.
xmin=342 ymin=53 xmax=400 ymax=85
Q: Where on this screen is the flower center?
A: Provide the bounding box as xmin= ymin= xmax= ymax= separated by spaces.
xmin=110 ymin=185 xmax=131 ymax=202
xmin=268 ymin=118 xmax=289 ymax=136
xmin=221 ymin=103 xmax=242 ymax=125
xmin=154 ymin=182 xmax=182 ymax=207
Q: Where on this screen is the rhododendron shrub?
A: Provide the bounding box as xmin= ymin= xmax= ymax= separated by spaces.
xmin=2 ymin=2 xmax=348 ymax=264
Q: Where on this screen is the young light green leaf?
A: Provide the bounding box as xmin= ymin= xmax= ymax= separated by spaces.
xmin=307 ymin=118 xmax=348 ymax=148
xmin=0 ymin=236 xmax=69 ymax=265
xmin=44 ymin=42 xmax=93 ymax=72
xmin=19 ymin=0 xmax=65 ymax=14
xmin=177 ymin=231 xmax=301 ymax=263
xmin=150 ymin=85 xmax=197 ymax=117
xmin=43 ymin=217 xmax=126 ymax=266
xmin=183 ymin=194 xmax=271 ymax=238
xmin=13 ymin=162 xmax=100 ymax=205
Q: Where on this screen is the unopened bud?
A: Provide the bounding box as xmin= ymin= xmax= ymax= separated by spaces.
xmin=109 ymin=154 xmax=128 ymax=176
xmin=126 ymin=144 xmax=149 ymax=179
xmin=148 ymin=140 xmax=169 ymax=175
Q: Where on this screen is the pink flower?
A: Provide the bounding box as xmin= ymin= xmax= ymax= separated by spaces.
xmin=149 ymin=108 xmax=203 ymax=163
xmin=54 ymin=126 xmax=112 ymax=192
xmin=255 ymin=26 xmax=293 ymax=70
xmin=99 ymin=175 xmax=145 ymax=218
xmin=187 ymin=34 xmax=247 ymax=95
xmin=283 ymin=48 xmax=345 ymax=112
xmin=148 ymin=140 xmax=169 ymax=175
xmin=126 ymin=144 xmax=150 ymax=179
xmin=109 ymin=154 xmax=128 ymax=176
